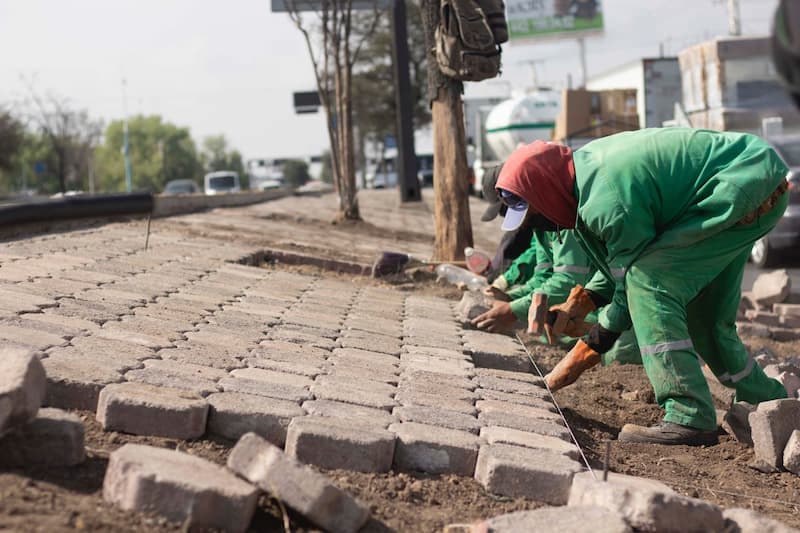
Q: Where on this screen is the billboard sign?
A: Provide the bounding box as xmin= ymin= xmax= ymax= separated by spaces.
xmin=505 ymin=0 xmax=604 ymax=42
xmin=271 ymin=0 xmax=388 ymax=12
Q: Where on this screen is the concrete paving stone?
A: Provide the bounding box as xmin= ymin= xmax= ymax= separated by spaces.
xmin=403 ymin=327 xmax=461 ymax=342
xmin=97 ymin=382 xmax=208 ymax=439
xmin=404 ymin=336 xmax=463 ymax=351
xmin=403 ymin=320 xmax=460 ymax=337
xmin=142 ymin=358 xmax=228 ymax=380
xmin=398 ymin=379 xmax=477 ymax=401
xmin=187 ymin=281 xmax=243 ymax=299
xmin=24 ymin=277 xmax=98 ymax=298
xmin=171 ymin=292 xmax=229 ymax=310
xmin=0 ymin=347 xmax=46 ymax=434
xmin=480 ymin=426 xmax=580 ymax=459
xmin=228 ymin=433 xmax=369 ymax=533
xmin=394 ymin=390 xmax=476 ymax=415
xmin=125 ymin=367 xmax=220 ymax=398
xmin=723 ymin=508 xmax=797 ymax=533
xmin=133 ymin=305 xmax=205 ymax=325
xmin=338 ymin=336 xmax=401 ymax=356
xmin=194 ymin=323 xmax=265 ymax=343
xmin=113 ymin=314 xmax=194 ymax=336
xmin=569 ymin=471 xmax=724 ymax=532
xmin=749 ymin=398 xmax=800 ymax=471
xmin=473 ymin=506 xmax=632 ymax=533
xmin=390 ymin=421 xmax=480 ymax=475
xmin=328 ymin=357 xmax=399 ymax=379
xmin=0 ymin=323 xmax=69 ymax=351
xmin=462 ymin=329 xmax=522 ymax=349
xmin=154 ymin=295 xmax=217 ymax=315
xmin=240 ymin=293 xmax=299 ymax=308
xmin=783 ymin=429 xmax=800 ymax=474
xmin=218 ymin=263 xmax=270 ymax=280
xmin=159 ymin=346 xmax=245 ymax=370
xmin=43 ymin=356 xmax=125 ymax=411
xmin=479 ymin=410 xmax=570 ymax=437
xmin=95 ymin=324 xmax=175 ymax=350
xmin=400 ymin=351 xmax=474 ymax=366
xmin=302 ymin=399 xmax=396 ymax=429
xmin=0 ymin=286 xmax=58 ymax=312
xmin=467 ymin=348 xmax=533 ymax=374
xmin=478 ymin=398 xmax=559 ymax=418
xmin=227 ymin=302 xmax=287 ymax=321
xmin=286 ymin=416 xmax=395 ymax=472
xmin=105 ymin=443 xmax=258 ymax=533
xmin=281 ymin=313 xmax=344 ymax=334
xmin=475 ymin=443 xmax=583 ymax=504
xmin=473 ymin=367 xmax=542 ymax=384
xmin=393 ymin=405 xmax=481 ymax=434
xmin=269 ymin=328 xmax=338 ymax=350
xmin=252 ymin=340 xmax=330 ymax=362
xmin=52 ymin=298 xmax=133 ymax=324
xmin=207 ymin=392 xmax=304 ymax=444
xmin=219 ymin=376 xmax=312 ymax=403
xmin=293 ymin=300 xmax=351 ymax=314
xmin=46 ymin=346 xmax=145 ymax=373
xmin=79 ymin=288 xmax=149 ymax=306
xmin=403 ymin=345 xmax=470 ymax=359
xmin=475 ymin=374 xmax=546 ymax=395
xmin=245 ymin=356 xmax=325 ymax=378
xmin=311 ymin=383 xmax=396 ymax=411
xmin=325 ymin=365 xmax=399 ymax=384
xmin=475 ymin=387 xmax=554 ymax=409
xmin=315 ymin=374 xmax=397 ymax=396
xmin=84 ymin=261 xmax=142 ymax=277
xmin=343 ymin=319 xmax=402 ymax=338
xmin=330 ymin=347 xmax=399 ymax=365
xmin=205 ymin=309 xmax=277 ymax=329
xmin=18 ymin=312 xmax=100 ymax=337
xmin=0 ymin=408 xmax=85 ymax=467
xmin=184 ymin=329 xmax=257 ymax=351
xmin=231 ymin=367 xmax=314 ymax=389
xmin=341 ymin=328 xmax=403 ymax=345
xmin=0 ymin=264 xmax=53 ymax=282
xmin=275 ymin=321 xmax=341 ymax=340
xmin=402 ymin=360 xmax=476 ymax=379
xmin=69 ymin=334 xmax=155 ymax=362
xmin=399 ymin=368 xmax=475 ymax=388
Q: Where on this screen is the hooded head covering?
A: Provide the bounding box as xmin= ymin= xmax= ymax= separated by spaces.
xmin=495 ymin=141 xmax=578 ymax=229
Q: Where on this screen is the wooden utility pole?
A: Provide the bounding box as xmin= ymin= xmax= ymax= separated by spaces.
xmin=420 ymin=0 xmax=474 ymax=261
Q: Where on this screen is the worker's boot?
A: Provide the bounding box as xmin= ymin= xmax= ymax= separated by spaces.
xmin=618 ymin=422 xmax=719 ymax=446
xmin=544 ymin=340 xmax=601 ymax=392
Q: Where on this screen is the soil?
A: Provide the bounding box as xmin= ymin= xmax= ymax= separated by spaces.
xmin=3 ymin=264 xmax=800 ymax=532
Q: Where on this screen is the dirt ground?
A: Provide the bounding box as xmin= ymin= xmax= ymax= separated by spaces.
xmin=2 ymin=265 xmax=800 ymax=532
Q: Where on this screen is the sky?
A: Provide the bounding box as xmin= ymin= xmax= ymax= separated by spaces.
xmin=0 ymin=0 xmax=779 ymax=162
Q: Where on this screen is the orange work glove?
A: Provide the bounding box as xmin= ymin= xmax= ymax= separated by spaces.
xmin=527 ymin=293 xmax=548 ymax=335
xmin=544 ymin=285 xmax=597 ymax=344
xmin=544 ymin=339 xmax=601 ymax=392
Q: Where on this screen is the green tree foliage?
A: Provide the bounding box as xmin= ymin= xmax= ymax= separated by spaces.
xmin=200 ymin=135 xmax=246 ymax=189
xmin=282 ymin=159 xmax=311 ymax=188
xmin=94 ymin=115 xmax=200 ymax=193
xmin=0 ymin=110 xmax=23 ymax=172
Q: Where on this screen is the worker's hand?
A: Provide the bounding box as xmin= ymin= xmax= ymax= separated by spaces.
xmin=482 ymin=285 xmax=510 ymax=302
xmin=491 ymin=274 xmax=508 ymax=291
xmin=544 ymin=285 xmax=597 ymax=344
xmin=544 ymin=339 xmax=601 ymax=392
xmin=527 ymin=292 xmax=548 ymax=335
xmin=471 ymin=300 xmax=517 ymax=333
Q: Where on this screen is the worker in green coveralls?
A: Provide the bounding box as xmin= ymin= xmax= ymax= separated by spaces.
xmin=495 ymin=129 xmax=789 ymax=446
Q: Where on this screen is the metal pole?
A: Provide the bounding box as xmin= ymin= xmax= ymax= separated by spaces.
xmin=122 ymin=78 xmax=133 ymax=193
xmin=391 ymin=0 xmax=421 ymax=202
xmin=727 ymin=0 xmax=741 ymax=36
xmin=577 ymin=37 xmax=588 ymax=88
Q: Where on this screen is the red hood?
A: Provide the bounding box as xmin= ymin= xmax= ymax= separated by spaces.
xmin=496 ymin=141 xmax=577 ymax=229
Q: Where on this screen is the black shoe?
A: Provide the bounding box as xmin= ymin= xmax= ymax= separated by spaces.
xmin=618 ymin=422 xmax=719 ymax=446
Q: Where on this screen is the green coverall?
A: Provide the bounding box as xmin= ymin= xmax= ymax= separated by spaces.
xmin=501 ymin=232 xmax=549 ymax=288
xmin=507 ymin=229 xmax=641 ymax=365
xmin=573 ymin=128 xmax=788 ymax=430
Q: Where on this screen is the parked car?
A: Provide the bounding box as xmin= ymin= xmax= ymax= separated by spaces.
xmin=204 ymin=171 xmax=241 ymax=195
xmin=750 ymin=133 xmax=800 ymax=267
xmin=163 ymin=179 xmax=200 ymax=195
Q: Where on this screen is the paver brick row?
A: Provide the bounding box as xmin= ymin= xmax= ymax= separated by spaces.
xmin=155 ymin=295 xmax=216 ymax=315
xmin=52 ymin=298 xmax=133 ymax=324
xmin=343 ymin=319 xmax=403 ymax=337
xmin=402 ymin=360 xmax=476 ymax=379
xmin=275 ymin=321 xmax=340 ymax=340
xmin=476 ymin=386 xmax=552 ymax=405
xmin=105 ymin=444 xmax=258 ymax=533
xmin=195 ymin=323 xmax=265 ymax=343
xmin=133 ymin=305 xmax=206 ymax=325
xmin=0 ymin=323 xmax=69 ymax=351
xmin=80 ymin=288 xmax=149 ymax=306
xmin=18 ymin=278 xmax=98 ymax=298
xmin=338 ymin=335 xmax=401 ymax=356
xmin=0 ymin=286 xmax=58 ymax=312
xmin=311 ymin=383 xmax=396 ymax=411
xmin=286 ymin=416 xmax=396 ymax=472
xmin=228 ymin=433 xmax=369 ymax=533
xmin=0 ymin=408 xmax=85 ymax=467
xmin=184 ymin=329 xmax=258 ymax=351
xmin=393 ymin=405 xmax=481 ymax=434
xmin=96 ymin=325 xmax=175 ymax=350
xmin=46 ymin=346 xmax=145 ymax=373
xmin=325 ymin=365 xmax=399 ymax=384
xmin=480 ymin=426 xmax=580 ymax=459
xmin=303 ymin=399 xmax=397 ymax=428
xmin=474 ymin=366 xmax=542 ymax=384
xmin=245 ymin=357 xmax=325 ymax=377
xmin=314 ymin=375 xmax=397 ymax=396
xmin=390 ymin=421 xmax=480 ymax=475
xmin=125 ymin=367 xmax=220 ymax=397
xmin=394 ymin=391 xmax=477 ymax=415
xmin=207 ymin=391 xmax=305 ymax=445
xmin=43 ymin=356 xmax=124 ymax=411
xmin=269 ymin=328 xmax=338 ymax=350
xmin=16 ymin=312 xmax=100 ymax=336
xmin=397 ymin=378 xmax=477 ymax=400
xmin=219 ymin=376 xmax=312 ymax=403
xmin=231 ymin=367 xmax=315 ymax=389
xmin=159 ymin=346 xmax=245 ymax=371
xmin=477 ymin=399 xmax=560 ymax=419
xmin=479 ymin=411 xmax=571 ymax=440
xmin=204 ymin=309 xmax=277 ymax=329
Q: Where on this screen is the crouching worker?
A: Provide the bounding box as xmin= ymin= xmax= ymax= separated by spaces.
xmin=496 ymin=129 xmax=789 ymax=446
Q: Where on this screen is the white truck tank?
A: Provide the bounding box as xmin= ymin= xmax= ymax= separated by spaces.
xmin=484 ymin=92 xmax=561 ymax=161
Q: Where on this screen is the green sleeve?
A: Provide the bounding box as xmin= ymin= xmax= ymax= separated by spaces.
xmin=537 ymin=230 xmax=594 ymax=305
xmin=507 ymin=231 xmax=553 ymax=299
xmin=502 ymin=234 xmax=539 ymax=286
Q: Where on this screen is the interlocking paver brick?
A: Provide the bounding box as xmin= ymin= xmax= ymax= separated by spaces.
xmin=311 ymin=383 xmax=396 ymax=411
xmin=0 ymin=287 xmax=57 ymax=313
xmin=478 ymin=399 xmax=560 ymax=420
xmin=403 ymin=345 xmax=469 ymax=360
xmin=281 ymin=313 xmax=343 ymax=334
xmin=205 ymin=310 xmax=277 ymax=329
xmin=125 ymin=367 xmax=219 ymax=397
xmin=80 ymin=288 xmax=148 ymax=306
xmin=43 ymin=356 xmax=125 ymax=411
xmin=95 ymin=326 xmax=173 ymax=350
xmin=403 ymin=335 xmax=462 ymax=351
xmin=343 ymin=318 xmax=402 ymax=337
xmin=399 ymin=370 xmax=475 ymax=390
xmin=5 ymin=314 xmax=88 ymax=340
xmin=394 ymin=391 xmax=476 ymax=415
xmin=195 ymin=323 xmax=264 ymax=343
xmin=339 ymin=333 xmax=402 ymax=356
xmin=244 ymin=357 xmax=324 ymax=377
xmin=133 ymin=305 xmax=205 ymax=325
xmin=330 ymin=347 xmax=399 ymax=366
xmin=393 ymin=405 xmax=481 ymax=434
xmin=45 ymin=346 xmax=144 ymax=374
xmin=400 ymin=352 xmax=474 ymax=368
xmin=206 ymin=392 xmax=305 ymax=444
xmin=398 ymin=380 xmax=477 ymax=402
xmin=478 ymin=410 xmax=570 ymax=439
xmin=0 ymin=347 xmax=46 ymax=434
xmin=569 ymin=471 xmax=725 ymax=532
xmin=184 ymin=329 xmax=257 ymax=351
xmin=302 ymin=399 xmax=396 ymax=428
xmin=402 ymin=360 xmax=475 ymax=378
xmin=219 ymin=376 xmax=312 ymax=403
xmin=104 ymin=444 xmax=258 ymax=533
xmin=476 ymin=386 xmax=551 ymax=405
xmin=0 ymin=408 xmax=85 ymax=467
xmin=749 ymin=398 xmax=800 ymax=471
xmin=228 ymin=433 xmax=369 ymax=533
xmin=474 ymin=367 xmax=543 ymax=384
xmin=25 ymin=311 xmax=101 ymax=335
xmin=269 ymin=328 xmax=338 ymax=350
xmin=475 ymin=443 xmax=583 ymax=504
xmin=0 ymin=323 xmax=68 ymax=351
xmin=325 ymin=366 xmax=399 ymax=384
xmin=480 ymin=426 xmax=580 ymax=459
xmin=70 ymin=334 xmax=156 ymax=361
xmin=162 ymin=294 xmax=221 ymax=313
xmin=158 ymin=345 xmax=245 ymax=370
xmin=231 ymin=367 xmax=314 ymax=389
xmin=475 ymin=374 xmax=546 ymax=395
xmin=153 ymin=295 xmax=215 ymax=315
xmin=315 ymin=375 xmax=397 ymax=396
xmin=52 ymin=298 xmax=132 ymax=324
xmin=473 ymin=506 xmax=632 ymax=533
xmin=22 ymin=277 xmax=97 ymax=298
xmin=390 ymin=421 xmax=480 ymax=475
xmin=97 ymin=382 xmax=208 ymax=439
xmin=106 ymin=314 xmax=192 ymax=339
xmin=286 ymin=416 xmax=395 ymax=472
xmin=253 ymin=340 xmax=330 ymax=362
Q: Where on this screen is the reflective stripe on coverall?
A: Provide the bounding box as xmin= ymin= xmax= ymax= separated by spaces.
xmin=573 ymin=128 xmax=788 ymax=430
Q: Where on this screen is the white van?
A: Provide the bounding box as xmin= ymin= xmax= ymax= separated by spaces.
xmin=204 ymin=171 xmax=241 ymax=195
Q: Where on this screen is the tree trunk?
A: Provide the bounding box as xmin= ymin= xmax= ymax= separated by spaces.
xmin=421 ymin=0 xmax=473 ymax=261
